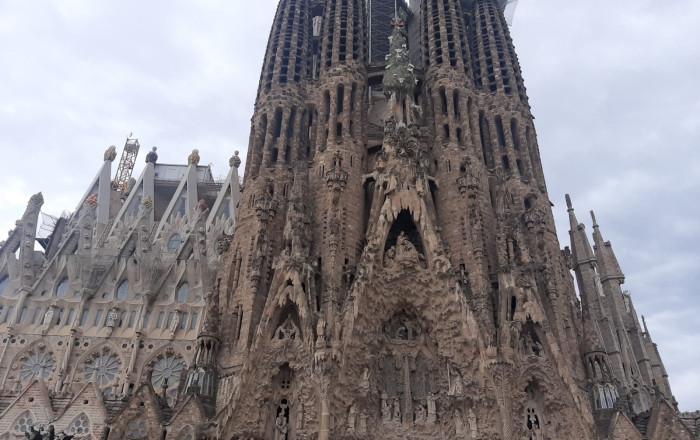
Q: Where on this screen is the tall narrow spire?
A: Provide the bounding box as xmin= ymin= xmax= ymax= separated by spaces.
xmin=590 ymin=210 xmax=625 ymax=282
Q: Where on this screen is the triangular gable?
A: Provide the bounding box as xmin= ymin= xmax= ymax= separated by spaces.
xmin=647 ymin=398 xmax=697 ymax=440
xmin=167 ymin=393 xmax=205 ymax=427
xmin=108 ymin=382 xmax=165 ymax=439
xmin=53 ymin=382 xmax=108 ymax=439
xmin=609 ymin=411 xmax=644 ymax=440
xmin=0 ymin=380 xmax=54 ymax=433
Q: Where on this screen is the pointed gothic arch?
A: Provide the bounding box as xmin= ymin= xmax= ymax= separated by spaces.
xmin=64 ymin=411 xmax=92 ymax=438
xmin=10 ymin=410 xmax=36 ymax=436
xmin=72 ymin=341 xmax=124 ymax=395
xmin=3 ymin=339 xmax=57 ymax=389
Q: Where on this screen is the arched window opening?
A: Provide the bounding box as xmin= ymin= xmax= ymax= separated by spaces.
xmin=479 ymin=113 xmax=494 ymax=167
xmin=11 ymin=411 xmax=35 ymax=435
xmin=324 ymin=91 xmax=331 ymax=122
xmin=177 ymin=283 xmax=189 ymax=303
xmin=384 ymin=210 xmax=425 ymax=256
xmin=337 ymin=85 xmax=345 ymax=114
xmin=273 ymin=108 xmax=283 ymax=139
xmin=495 ymin=117 xmax=507 ymax=148
xmin=502 ymin=155 xmax=510 ymax=171
xmin=443 ymin=124 xmax=450 ymax=140
xmin=117 ymin=280 xmax=129 ymax=301
xmin=453 ymin=90 xmax=461 ymax=117
xmin=126 ymin=418 xmax=148 ymax=439
xmin=511 ymin=119 xmax=520 ymax=150
xmin=510 ymin=296 xmax=517 ymax=321
xmin=167 ymin=234 xmax=181 ymax=253
xmin=66 ymin=412 xmax=91 ymax=437
xmin=439 ymin=88 xmax=448 ymax=115
xmin=56 ymin=277 xmax=69 ymax=298
xmin=271 ymin=147 xmax=279 ymax=164
xmin=336 ymin=122 xmax=343 ymax=138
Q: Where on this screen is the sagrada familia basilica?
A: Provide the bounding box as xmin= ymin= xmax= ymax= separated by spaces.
xmin=0 ymin=0 xmax=697 ymax=439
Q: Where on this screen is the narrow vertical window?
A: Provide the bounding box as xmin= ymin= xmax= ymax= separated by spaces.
xmin=190 ymin=313 xmax=198 ymax=330
xmin=94 ymin=310 xmax=103 ymax=327
xmin=156 ymin=312 xmax=165 ymax=329
xmin=80 ymin=310 xmax=89 ymax=326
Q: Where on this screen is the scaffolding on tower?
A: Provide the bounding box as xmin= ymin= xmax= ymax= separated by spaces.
xmin=111 ymin=135 xmax=140 ymax=193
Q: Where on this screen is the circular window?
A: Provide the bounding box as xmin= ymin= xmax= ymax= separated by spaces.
xmin=151 ymin=357 xmax=184 ymax=406
xmin=117 ymin=280 xmax=129 ymax=301
xmin=56 ymin=278 xmax=69 ymax=298
xmin=85 ymin=354 xmax=120 ymax=386
xmin=168 ymin=234 xmax=182 ymax=254
xmin=176 ymin=283 xmax=189 ymax=303
xmin=0 ymin=275 xmax=8 ymax=295
xmin=20 ymin=352 xmax=55 ymax=382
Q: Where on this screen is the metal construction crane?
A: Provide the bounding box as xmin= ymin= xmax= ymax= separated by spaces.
xmin=111 ymin=134 xmax=140 ymax=193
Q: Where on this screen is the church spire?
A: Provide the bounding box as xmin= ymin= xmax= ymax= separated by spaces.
xmin=590 ymin=210 xmax=625 ymax=283
xmin=566 ymin=194 xmax=596 ymax=268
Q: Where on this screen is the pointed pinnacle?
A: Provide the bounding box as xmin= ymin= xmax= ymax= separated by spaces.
xmin=565 ymin=194 xmax=573 ymax=211
xmin=590 ymin=210 xmax=599 ymax=228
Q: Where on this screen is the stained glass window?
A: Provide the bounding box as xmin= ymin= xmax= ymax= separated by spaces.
xmin=11 ymin=410 xmax=35 ymax=434
xmin=176 ymin=283 xmax=189 ymax=303
xmin=117 ymin=280 xmax=129 ymax=301
xmin=85 ymin=354 xmax=119 ymax=386
xmin=168 ymin=235 xmax=182 ymax=253
xmin=125 ymin=418 xmax=147 ymax=439
xmin=56 ymin=277 xmax=69 ymax=298
xmin=151 ymin=357 xmax=184 ymax=406
xmin=66 ymin=412 xmax=91 ymax=436
xmin=20 ymin=352 xmax=55 ymax=382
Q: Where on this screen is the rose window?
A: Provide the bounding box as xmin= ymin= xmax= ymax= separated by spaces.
xmin=151 ymin=357 xmax=185 ymax=406
xmin=20 ymin=352 xmax=55 ymax=382
xmin=66 ymin=413 xmax=91 ymax=437
xmin=85 ymin=354 xmax=119 ymax=387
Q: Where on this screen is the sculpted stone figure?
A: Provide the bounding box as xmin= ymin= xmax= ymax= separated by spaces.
xmin=42 ymin=308 xmax=54 ymax=332
xmin=426 ymin=392 xmax=437 ymax=424
xmin=467 ymin=408 xmax=478 ymax=438
xmin=455 ymin=409 xmax=465 ymax=436
xmin=106 ymin=308 xmax=118 ymax=327
xmin=392 ymin=398 xmax=401 ymax=423
xmin=414 ymin=403 xmax=426 ymax=423
xmin=347 ymin=404 xmax=357 ymax=432
xmin=169 ymin=311 xmax=180 ymax=332
xmin=275 ymin=408 xmax=288 ymax=440
xmin=381 ymin=391 xmax=391 ymax=422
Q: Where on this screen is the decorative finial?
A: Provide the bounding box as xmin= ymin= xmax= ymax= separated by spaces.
xmin=198 ymin=199 xmax=208 ymax=212
xmin=146 ymin=146 xmax=158 ymax=164
xmin=188 ymin=149 xmax=200 ymax=165
xmin=229 ymin=151 xmax=241 ymax=168
xmin=104 ymin=145 xmax=117 ymax=162
xmin=142 ymin=196 xmax=154 ymax=211
xmin=565 ymin=194 xmax=573 ymax=210
xmin=590 ymin=210 xmax=599 ymax=227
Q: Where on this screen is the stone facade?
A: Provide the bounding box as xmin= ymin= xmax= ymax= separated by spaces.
xmin=0 ymin=0 xmax=697 ymax=439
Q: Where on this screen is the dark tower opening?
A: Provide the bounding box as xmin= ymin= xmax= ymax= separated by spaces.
xmin=384 ymin=210 xmax=425 ymax=255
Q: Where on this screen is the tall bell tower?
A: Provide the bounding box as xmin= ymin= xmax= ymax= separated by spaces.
xmin=204 ymin=1 xmax=688 ymax=439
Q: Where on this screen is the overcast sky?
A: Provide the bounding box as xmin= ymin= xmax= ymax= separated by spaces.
xmin=0 ymin=0 xmax=698 ymax=411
